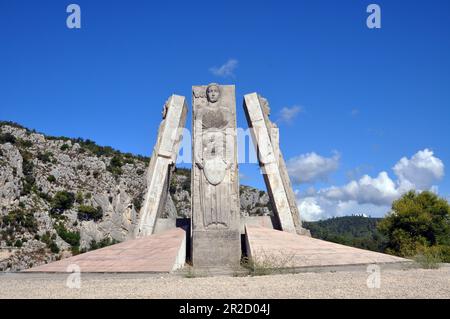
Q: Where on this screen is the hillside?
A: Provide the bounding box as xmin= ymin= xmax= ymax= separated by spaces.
xmin=0 ymin=121 xmax=273 ymax=271
xmin=303 ymin=216 xmax=388 ymax=252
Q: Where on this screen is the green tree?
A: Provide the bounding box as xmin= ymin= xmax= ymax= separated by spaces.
xmin=378 ymin=191 xmax=450 ymax=261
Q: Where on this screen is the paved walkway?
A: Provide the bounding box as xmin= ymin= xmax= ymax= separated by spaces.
xmin=24 ymin=228 xmax=186 ymax=273
xmin=245 ymin=226 xmax=408 ymax=269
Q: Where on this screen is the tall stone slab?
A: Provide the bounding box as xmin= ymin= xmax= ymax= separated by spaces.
xmin=191 ymin=84 xmax=241 ymax=268
xmin=243 ymin=93 xmax=309 ymax=235
xmin=134 ymin=95 xmax=188 ymax=237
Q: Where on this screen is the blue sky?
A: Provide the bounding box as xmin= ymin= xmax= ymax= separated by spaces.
xmin=1 ymin=0 xmax=449 ymax=220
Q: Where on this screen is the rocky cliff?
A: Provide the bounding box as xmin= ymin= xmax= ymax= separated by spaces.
xmin=0 ymin=122 xmax=272 ymax=271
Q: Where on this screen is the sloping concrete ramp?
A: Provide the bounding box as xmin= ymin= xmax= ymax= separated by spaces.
xmin=24 ymin=228 xmax=186 ymax=273
xmin=245 ymin=226 xmax=410 ymax=270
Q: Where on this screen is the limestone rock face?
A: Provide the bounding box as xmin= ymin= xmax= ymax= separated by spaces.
xmin=0 ymin=123 xmax=148 ymax=271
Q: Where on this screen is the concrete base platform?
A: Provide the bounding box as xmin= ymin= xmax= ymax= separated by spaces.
xmin=245 ymin=226 xmax=411 ymax=270
xmin=24 ymin=228 xmax=186 ymax=273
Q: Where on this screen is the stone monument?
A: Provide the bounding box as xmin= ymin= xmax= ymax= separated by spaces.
xmin=134 ymin=95 xmax=188 ymax=237
xmin=243 ymin=93 xmax=309 ymax=235
xmin=191 ymin=83 xmax=241 ymax=268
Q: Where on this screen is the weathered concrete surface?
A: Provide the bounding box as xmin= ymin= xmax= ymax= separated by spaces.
xmin=243 ymin=93 xmax=308 ymax=235
xmin=245 ymin=226 xmax=409 ymax=269
xmin=134 ymin=95 xmax=188 ymax=237
xmin=24 ymin=228 xmax=186 ymax=273
xmin=191 ymin=84 xmax=241 ymax=269
xmin=239 ymin=216 xmax=277 ymax=234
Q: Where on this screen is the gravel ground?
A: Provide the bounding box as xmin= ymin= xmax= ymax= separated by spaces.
xmin=0 ymin=267 xmax=449 ymax=299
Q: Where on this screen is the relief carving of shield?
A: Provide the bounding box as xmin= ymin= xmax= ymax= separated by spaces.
xmin=203 ymin=157 xmax=227 ymax=186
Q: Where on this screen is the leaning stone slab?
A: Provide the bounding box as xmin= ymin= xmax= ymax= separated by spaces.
xmin=243 ymin=93 xmax=308 ymax=235
xmin=191 ymin=84 xmax=241 ymax=269
xmin=134 ymin=95 xmax=188 ymax=237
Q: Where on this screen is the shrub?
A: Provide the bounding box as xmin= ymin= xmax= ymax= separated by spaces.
xmin=89 ymin=237 xmax=118 ymax=251
xmin=77 ymin=205 xmax=103 ymax=221
xmin=51 ymin=191 xmax=75 ymax=213
xmin=40 ymin=231 xmax=60 ymax=254
xmin=60 ymin=144 xmax=70 ymax=151
xmin=75 ymin=191 xmax=84 ymax=204
xmin=107 ymin=155 xmax=123 ymax=176
xmin=181 ymin=177 xmax=191 ymax=192
xmin=49 ymin=241 xmax=60 ymax=254
xmin=14 ymin=239 xmax=23 ymax=248
xmin=1 ymin=209 xmax=38 ymax=233
xmin=20 ymin=150 xmax=35 ymax=196
xmin=17 ymin=139 xmax=33 ymax=148
xmin=47 ymin=175 xmax=56 ymax=183
xmin=55 ymin=223 xmax=80 ymax=248
xmin=133 ymin=195 xmax=143 ymax=212
xmin=37 ymin=151 xmax=53 ymax=163
xmin=414 ymin=246 xmax=443 ymax=269
xmin=0 ymin=133 xmax=16 ymax=144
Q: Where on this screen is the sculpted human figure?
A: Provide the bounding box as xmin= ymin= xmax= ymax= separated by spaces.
xmin=194 ymin=83 xmax=233 ymax=228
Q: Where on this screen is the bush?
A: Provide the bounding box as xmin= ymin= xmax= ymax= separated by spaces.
xmin=89 ymin=237 xmax=118 ymax=251
xmin=414 ymin=246 xmax=443 ymax=269
xmin=133 ymin=194 xmax=143 ymax=212
xmin=18 ymin=139 xmax=33 ymax=148
xmin=51 ymin=191 xmax=75 ymax=213
xmin=49 ymin=241 xmax=60 ymax=254
xmin=14 ymin=239 xmax=23 ymax=248
xmin=1 ymin=209 xmax=38 ymax=233
xmin=47 ymin=175 xmax=56 ymax=183
xmin=0 ymin=133 xmax=16 ymax=144
xmin=40 ymin=231 xmax=60 ymax=254
xmin=60 ymin=144 xmax=70 ymax=151
xmin=107 ymin=155 xmax=123 ymax=176
xmin=77 ymin=205 xmax=103 ymax=221
xmin=37 ymin=151 xmax=53 ymax=163
xmin=20 ymin=150 xmax=35 ymax=196
xmin=75 ymin=191 xmax=84 ymax=204
xmin=55 ymin=223 xmax=80 ymax=248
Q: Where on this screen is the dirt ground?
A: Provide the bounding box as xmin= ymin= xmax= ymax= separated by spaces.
xmin=0 ymin=266 xmax=449 ymax=299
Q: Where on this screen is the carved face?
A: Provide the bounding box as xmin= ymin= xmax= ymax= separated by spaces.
xmin=206 ymin=85 xmax=220 ymax=103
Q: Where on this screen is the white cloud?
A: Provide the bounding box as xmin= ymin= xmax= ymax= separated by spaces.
xmin=393 ymin=148 xmax=444 ymax=191
xmin=209 ymin=59 xmax=238 ymax=78
xmin=323 ymin=172 xmax=399 ymax=206
xmin=287 ymin=152 xmax=340 ymax=184
xmin=295 ymin=149 xmax=445 ymax=221
xmin=277 ymin=106 xmax=303 ymax=124
xmin=298 ymin=197 xmax=324 ymax=221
